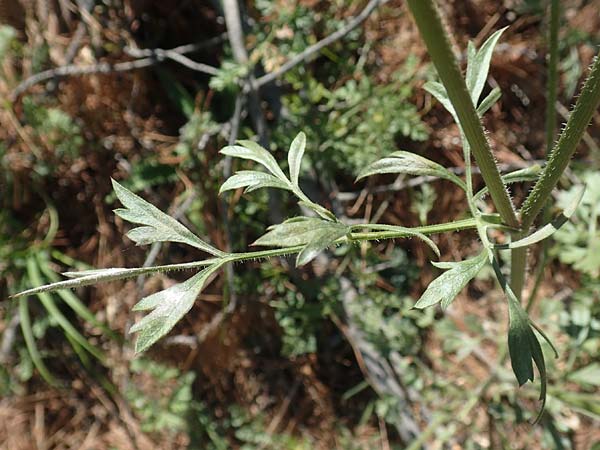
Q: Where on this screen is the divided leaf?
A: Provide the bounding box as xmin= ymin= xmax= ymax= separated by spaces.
xmin=414 ymin=251 xmax=487 ymax=310
xmin=11 ymin=261 xmax=217 ymax=299
xmin=426 ymin=27 xmax=506 ymax=116
xmin=220 ymin=141 xmax=287 ymax=181
xmin=506 ymin=291 xmax=548 ymax=423
xmin=219 ymin=170 xmax=291 ymax=194
xmin=253 ymin=217 xmax=332 ymax=247
xmin=356 ymin=151 xmax=466 ymax=189
xmin=491 ymin=256 xmax=553 ymax=424
xmin=253 ymin=217 xmax=349 ymax=267
xmin=130 ymin=262 xmax=225 ymax=353
xmin=112 ymin=179 xmax=223 ymax=256
xmin=296 ymin=224 xmax=349 ymax=267
xmin=466 ymin=27 xmax=507 ymax=104
xmin=288 ymin=131 xmax=306 ymax=186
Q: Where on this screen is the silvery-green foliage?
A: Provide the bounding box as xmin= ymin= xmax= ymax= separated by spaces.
xmin=130 ymin=261 xmax=226 ymax=353
xmin=473 ymin=165 xmax=542 ymax=202
xmin=465 ymin=27 xmax=508 ymax=104
xmin=112 ymin=179 xmax=224 ymax=256
xmin=356 ymin=150 xmax=466 ymax=189
xmin=413 ymin=251 xmax=487 ymax=310
xmin=287 ymin=131 xmax=306 ymax=186
xmin=219 ymin=171 xmax=291 ymax=194
xmin=424 ymin=28 xmax=507 ymax=118
xmin=12 ymin=114 xmax=583 ymax=426
xmin=219 ymin=132 xmax=334 ymax=221
xmin=253 ymin=216 xmax=350 ymax=266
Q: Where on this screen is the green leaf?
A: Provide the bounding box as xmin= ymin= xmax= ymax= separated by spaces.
xmin=506 ymin=290 xmax=548 ymax=423
xmin=253 ymin=217 xmax=347 ymax=248
xmin=353 ymin=223 xmax=441 ymax=257
xmin=423 ymin=81 xmax=458 ymax=121
xmin=414 ymin=251 xmax=487 ymax=309
xmin=476 ymin=87 xmax=501 ymax=117
xmin=296 ymin=223 xmax=350 ymax=267
xmin=26 ymin=257 xmax=105 ymax=362
xmin=130 ymin=261 xmax=225 ymax=353
xmin=288 ymin=131 xmax=306 ymax=187
xmin=219 ymin=170 xmax=291 ymax=194
xmin=220 ymin=141 xmax=287 ymax=181
xmin=252 ymin=217 xmax=349 ymax=266
xmin=356 ymin=151 xmax=466 ymax=189
xmin=495 ymin=185 xmax=585 ymax=249
xmin=297 ymin=200 xmax=337 ymax=222
xmin=507 ymin=296 xmax=535 ymax=385
xmin=11 ymin=261 xmax=216 ymax=298
xmin=112 ymin=179 xmax=224 ymax=256
xmin=473 ymin=165 xmax=542 ymax=202
xmin=466 ymin=27 xmax=507 ymax=104
xmin=38 ymin=257 xmax=120 ymax=341
xmin=491 ymin=256 xmax=550 ymax=424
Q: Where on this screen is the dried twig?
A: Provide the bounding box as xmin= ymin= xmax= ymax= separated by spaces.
xmin=11 ymin=57 xmax=157 ymax=100
xmin=124 ymin=46 xmax=219 ymax=76
xmin=11 ymin=34 xmax=226 ymax=100
xmin=255 ymin=0 xmax=387 ymax=87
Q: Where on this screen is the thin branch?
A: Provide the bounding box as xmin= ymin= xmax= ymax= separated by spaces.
xmin=11 ymin=35 xmax=225 ymax=100
xmin=11 ymin=57 xmax=157 ymax=100
xmin=223 ymin=0 xmax=267 ymax=138
xmin=125 ymin=46 xmax=219 ymax=76
xmin=255 ymin=0 xmax=385 ymax=87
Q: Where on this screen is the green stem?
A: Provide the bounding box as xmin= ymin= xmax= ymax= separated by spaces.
xmin=521 ymin=0 xmax=561 ymax=306
xmin=406 ymin=0 xmax=519 ymax=229
xmin=520 ymin=52 xmax=600 ymax=232
xmin=350 ymin=217 xmax=478 ymax=235
xmin=545 ymin=0 xmax=560 ymax=154
xmin=232 ymin=219 xmax=480 ymax=261
xmin=511 ymin=51 xmax=600 ymax=298
xmin=509 ymin=246 xmax=527 ymax=302
xmin=12 ymin=220 xmax=479 ymax=299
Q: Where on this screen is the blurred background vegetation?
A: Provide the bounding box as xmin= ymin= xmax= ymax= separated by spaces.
xmin=0 ymin=0 xmax=599 ymax=449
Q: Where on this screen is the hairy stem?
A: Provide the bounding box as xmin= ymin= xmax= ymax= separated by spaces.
xmin=517 ymin=0 xmax=561 ymax=304
xmin=545 ymin=0 xmax=560 ymax=153
xmin=520 ymin=53 xmax=600 ymax=231
xmin=406 ymin=0 xmax=519 ymax=229
xmin=511 ymin=51 xmax=600 ymax=299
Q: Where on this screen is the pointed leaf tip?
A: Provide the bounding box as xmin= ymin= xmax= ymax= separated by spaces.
xmin=288 ymin=131 xmax=306 ymax=187
xmin=414 ymin=252 xmax=487 ymax=310
xmin=111 ymin=179 xmax=224 ymax=256
xmin=131 ymin=262 xmax=225 ymax=353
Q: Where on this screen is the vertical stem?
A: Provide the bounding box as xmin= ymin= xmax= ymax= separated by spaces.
xmin=545 ymin=0 xmax=560 ymax=153
xmin=520 ymin=53 xmax=600 ymax=232
xmin=522 ymin=0 xmax=561 ymax=305
xmin=511 ymin=50 xmax=600 ymax=300
xmin=406 ymin=0 xmax=519 ymax=229
xmin=509 ymin=246 xmax=527 ymax=302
